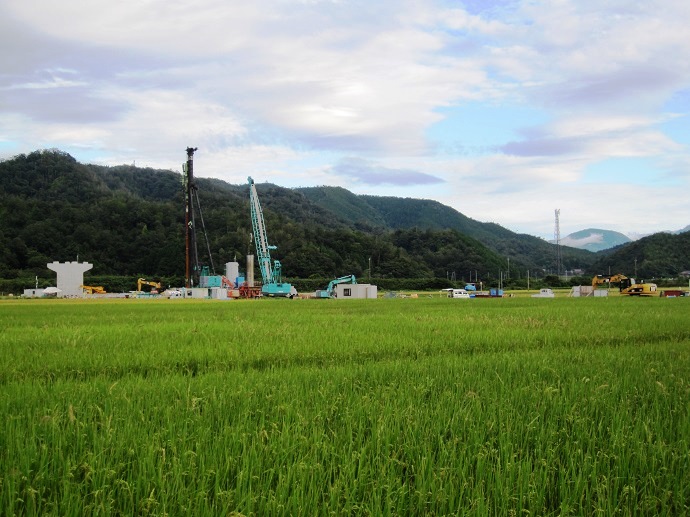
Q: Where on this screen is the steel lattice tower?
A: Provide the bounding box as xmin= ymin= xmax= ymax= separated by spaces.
xmin=554 ymin=209 xmax=562 ymax=277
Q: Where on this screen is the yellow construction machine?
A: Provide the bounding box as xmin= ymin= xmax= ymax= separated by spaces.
xmin=620 ymin=282 xmax=658 ymax=296
xmin=137 ymin=278 xmax=161 ymax=293
xmin=592 ymin=274 xmax=632 ymax=289
xmin=592 ymin=274 xmax=657 ymax=296
xmin=81 ymin=285 xmax=107 ymax=294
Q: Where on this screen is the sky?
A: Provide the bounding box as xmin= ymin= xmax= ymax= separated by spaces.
xmin=1 ymin=0 xmax=690 ymax=239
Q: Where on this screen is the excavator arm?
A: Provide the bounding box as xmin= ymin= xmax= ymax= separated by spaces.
xmin=137 ymin=278 xmax=161 ymax=292
xmin=592 ymin=274 xmax=631 ymax=289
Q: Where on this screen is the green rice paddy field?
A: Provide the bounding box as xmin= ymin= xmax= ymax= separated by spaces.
xmin=1 ymin=296 xmax=689 ymax=515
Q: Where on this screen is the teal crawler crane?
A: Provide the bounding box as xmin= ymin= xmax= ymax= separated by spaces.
xmin=248 ymin=177 xmax=296 ymax=298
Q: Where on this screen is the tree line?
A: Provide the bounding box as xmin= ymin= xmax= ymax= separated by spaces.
xmin=2 ymin=149 xmax=687 ymax=295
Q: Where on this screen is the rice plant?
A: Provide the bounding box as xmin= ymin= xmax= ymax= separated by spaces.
xmin=1 ymin=296 xmax=689 ymax=515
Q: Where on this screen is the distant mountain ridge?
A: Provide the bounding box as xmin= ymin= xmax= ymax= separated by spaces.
xmin=297 ymin=186 xmax=595 ymax=271
xmin=557 ymin=228 xmax=632 ymax=252
xmin=563 ymin=226 xmax=690 ymax=252
xmin=587 ymin=231 xmax=690 ymax=278
xmin=2 ymin=149 xmax=689 ymax=283
xmin=2 ymin=149 xmax=588 ymax=284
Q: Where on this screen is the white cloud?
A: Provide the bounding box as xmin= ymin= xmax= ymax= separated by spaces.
xmin=562 ymin=233 xmax=604 ymax=247
xmin=1 ymin=0 xmax=690 ymax=237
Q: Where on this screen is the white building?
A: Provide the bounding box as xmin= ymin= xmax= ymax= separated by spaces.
xmin=334 ymin=283 xmax=378 ymax=299
xmin=570 ymin=285 xmax=608 ymax=297
xmin=186 ymin=287 xmax=231 ymax=300
xmin=23 ymin=288 xmax=45 ymax=298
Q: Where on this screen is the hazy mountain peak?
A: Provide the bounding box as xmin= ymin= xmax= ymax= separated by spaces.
xmin=559 ymin=228 xmax=631 ymax=252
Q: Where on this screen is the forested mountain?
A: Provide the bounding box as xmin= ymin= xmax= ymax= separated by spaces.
xmin=0 ymin=149 xmax=596 ymax=290
xmin=298 ymin=187 xmax=594 ymax=271
xmin=587 ymin=231 xmax=690 ymax=279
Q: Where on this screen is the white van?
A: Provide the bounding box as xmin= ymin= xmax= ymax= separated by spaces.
xmin=448 ymin=288 xmax=471 ymax=299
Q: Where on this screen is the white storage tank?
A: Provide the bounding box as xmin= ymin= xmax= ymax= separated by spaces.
xmin=225 ymin=262 xmax=240 ymax=285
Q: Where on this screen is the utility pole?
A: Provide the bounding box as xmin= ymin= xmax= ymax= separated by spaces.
xmin=184 ymin=147 xmax=198 ymax=289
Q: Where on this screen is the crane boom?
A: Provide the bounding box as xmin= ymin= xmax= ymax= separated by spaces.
xmin=247 ymin=177 xmax=296 ymax=297
xmin=248 ymin=177 xmax=276 ymax=285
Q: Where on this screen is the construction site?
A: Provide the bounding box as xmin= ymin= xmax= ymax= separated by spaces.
xmin=20 ymin=148 xmax=687 ymax=301
xmin=24 ymin=147 xmax=377 ymax=301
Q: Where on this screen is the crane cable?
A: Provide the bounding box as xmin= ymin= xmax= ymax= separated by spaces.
xmin=191 ymin=188 xmax=216 ymax=275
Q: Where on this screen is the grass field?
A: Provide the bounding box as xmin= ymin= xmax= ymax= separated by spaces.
xmin=1 ymin=296 xmax=689 ymax=515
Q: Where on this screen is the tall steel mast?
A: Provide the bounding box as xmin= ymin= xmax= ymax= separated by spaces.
xmin=184 ymin=147 xmax=198 ymax=288
xmin=554 ymin=208 xmax=562 ymax=278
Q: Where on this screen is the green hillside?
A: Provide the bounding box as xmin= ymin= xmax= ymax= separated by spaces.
xmin=298 ymin=187 xmax=595 ymax=272
xmin=4 ymin=149 xmax=688 ymax=292
xmin=588 ymin=231 xmax=690 ymax=279
xmin=0 ymin=150 xmax=527 ymax=290
xmin=296 ymin=186 xmax=387 ymax=230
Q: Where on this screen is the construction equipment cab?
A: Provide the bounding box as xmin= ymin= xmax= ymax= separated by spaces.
xmin=621 ymin=283 xmax=658 ymax=296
